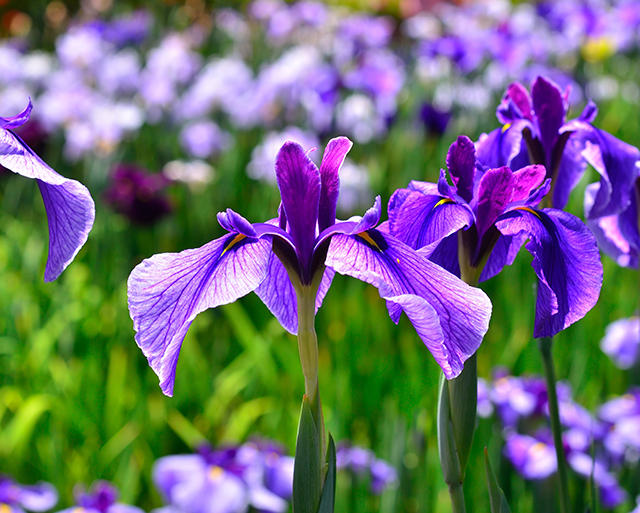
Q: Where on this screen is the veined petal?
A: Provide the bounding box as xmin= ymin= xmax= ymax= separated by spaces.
xmin=254 ymin=252 xmax=335 ymax=334
xmin=0 ymin=100 xmax=32 ymax=129
xmin=326 ymin=231 xmax=491 ymax=378
xmin=275 ymin=141 xmax=321 ymax=267
xmin=478 ymin=232 xmax=528 ymax=282
xmin=388 ymin=188 xmax=473 ymax=256
xmin=318 ymin=136 xmax=352 ymax=232
xmin=0 ymin=128 xmax=95 ymax=281
xmin=531 ymin=76 xmax=566 ymax=168
xmin=550 ymin=134 xmax=587 ymax=210
xmin=446 ymin=135 xmax=476 ymax=203
xmin=581 ymin=130 xmax=640 ymax=218
xmin=127 ymin=234 xmax=272 ymax=396
xmin=496 ymin=208 xmax=603 ymax=337
xmin=475 ymin=122 xmax=529 ymax=170
xmin=585 ymin=182 xmax=639 ymax=268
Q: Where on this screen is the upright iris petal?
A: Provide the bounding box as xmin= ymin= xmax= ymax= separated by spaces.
xmin=128 ymin=137 xmax=492 ymax=394
xmin=389 ymin=135 xmax=603 ymax=338
xmin=0 ymin=100 xmax=95 ymax=281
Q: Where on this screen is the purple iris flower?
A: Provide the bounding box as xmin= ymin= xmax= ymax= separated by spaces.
xmin=0 ymin=101 xmax=95 ymax=282
xmin=388 ymin=135 xmax=602 ymax=338
xmin=419 ymin=103 xmax=451 ymax=137
xmin=128 ymin=137 xmax=491 ymax=395
xmin=567 ymin=452 xmax=626 ymax=509
xmin=0 ymin=476 xmax=58 ymax=513
xmin=476 ymin=75 xmax=640 ymax=213
xmin=56 ymin=481 xmax=142 ymax=513
xmin=600 ymin=316 xmax=640 ymax=369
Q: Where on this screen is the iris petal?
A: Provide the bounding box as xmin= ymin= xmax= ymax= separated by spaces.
xmin=496 ymin=208 xmax=603 ymax=337
xmin=326 ymin=231 xmax=491 ymax=378
xmin=0 ymin=126 xmax=95 ymax=282
xmin=127 ymin=234 xmax=272 ymax=396
xmin=318 ymin=136 xmax=352 ymax=232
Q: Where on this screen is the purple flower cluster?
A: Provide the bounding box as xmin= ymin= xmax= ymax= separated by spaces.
xmin=153 ymin=438 xmax=396 ymax=513
xmin=479 ymin=371 xmax=640 ymax=509
xmin=0 ymin=475 xmax=58 ymax=513
xmin=336 ymin=444 xmax=397 ymax=495
xmin=153 ymin=441 xmax=294 ymax=513
xmin=56 ymin=481 xmax=143 ymax=513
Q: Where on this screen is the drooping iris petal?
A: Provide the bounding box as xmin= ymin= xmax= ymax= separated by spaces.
xmin=495 ymin=208 xmax=603 ymax=338
xmin=388 ymin=190 xmax=473 ymax=257
xmin=475 ymin=122 xmax=528 ymax=170
xmin=445 ymin=135 xmax=476 ymax=203
xmin=128 ymin=234 xmax=272 ymax=395
xmin=0 ymin=128 xmax=95 ymax=282
xmin=504 ymin=432 xmax=557 ymax=479
xmin=275 ymin=142 xmax=321 ymax=270
xmin=580 ymin=131 xmax=640 ymax=218
xmin=318 ymin=136 xmax=352 ymax=232
xmin=326 ymin=230 xmax=491 ymax=378
xmin=585 ymin=182 xmax=639 ymax=268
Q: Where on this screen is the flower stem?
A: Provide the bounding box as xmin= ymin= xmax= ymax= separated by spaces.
xmin=538 ymin=336 xmax=570 ymax=513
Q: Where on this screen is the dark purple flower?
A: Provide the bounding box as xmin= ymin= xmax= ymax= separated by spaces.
xmin=476 ymin=76 xmax=640 ymax=213
xmin=419 ymin=103 xmax=451 ymax=137
xmin=600 ymin=316 xmax=640 ymax=369
xmin=128 ymin=137 xmax=491 ymax=395
xmin=370 ymin=460 xmax=397 ymax=495
xmin=0 ymin=100 xmax=95 ymax=282
xmin=105 ymin=164 xmax=172 ymax=226
xmin=0 ymin=476 xmax=58 ymax=513
xmin=55 ymin=481 xmax=142 ymax=513
xmin=101 ymin=11 xmax=152 ymax=48
xmin=335 ymin=444 xmax=397 ymax=495
xmin=388 ymin=135 xmax=603 ymax=338
xmin=489 ymin=374 xmax=545 ymax=428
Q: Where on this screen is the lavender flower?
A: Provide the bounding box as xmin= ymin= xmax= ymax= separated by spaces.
xmin=336 ymin=444 xmax=397 ymax=495
xmin=600 ymin=316 xmax=640 ymax=369
xmin=128 ymin=137 xmax=491 ymax=395
xmin=56 ymin=481 xmax=142 ymax=513
xmin=0 ymin=100 xmax=95 ymax=281
xmin=388 ymin=134 xmax=602 ymax=337
xmin=0 ymin=476 xmax=58 ymax=513
xmin=504 ymin=431 xmax=557 ymax=480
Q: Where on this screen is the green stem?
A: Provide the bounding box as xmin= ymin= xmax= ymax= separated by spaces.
xmin=297 ymin=285 xmax=319 ymax=402
xmin=538 ymin=336 xmax=571 ymax=513
xmin=448 ymin=482 xmax=467 ymax=513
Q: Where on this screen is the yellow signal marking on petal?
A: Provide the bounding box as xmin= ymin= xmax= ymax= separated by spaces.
xmin=502 ymin=123 xmax=512 ymax=133
xmin=72 ymin=508 xmax=85 ymax=513
xmin=530 ymin=442 xmax=548 ymax=457
xmin=209 ymin=465 xmax=224 ymax=481
xmin=435 ymin=198 xmax=454 ymax=208
xmin=516 ymin=206 xmax=541 ymax=219
xmin=356 ymin=231 xmax=382 ymax=252
xmin=221 ymin=233 xmax=247 ymax=256
xmin=1 ymin=504 xmax=11 ymax=513
xmin=396 ymin=258 xmax=400 ymax=264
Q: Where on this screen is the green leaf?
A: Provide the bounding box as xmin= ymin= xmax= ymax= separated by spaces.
xmin=317 ymin=434 xmax=336 ymax=513
xmin=293 ymin=395 xmax=322 ymax=513
xmin=484 ymin=448 xmax=512 ymax=513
